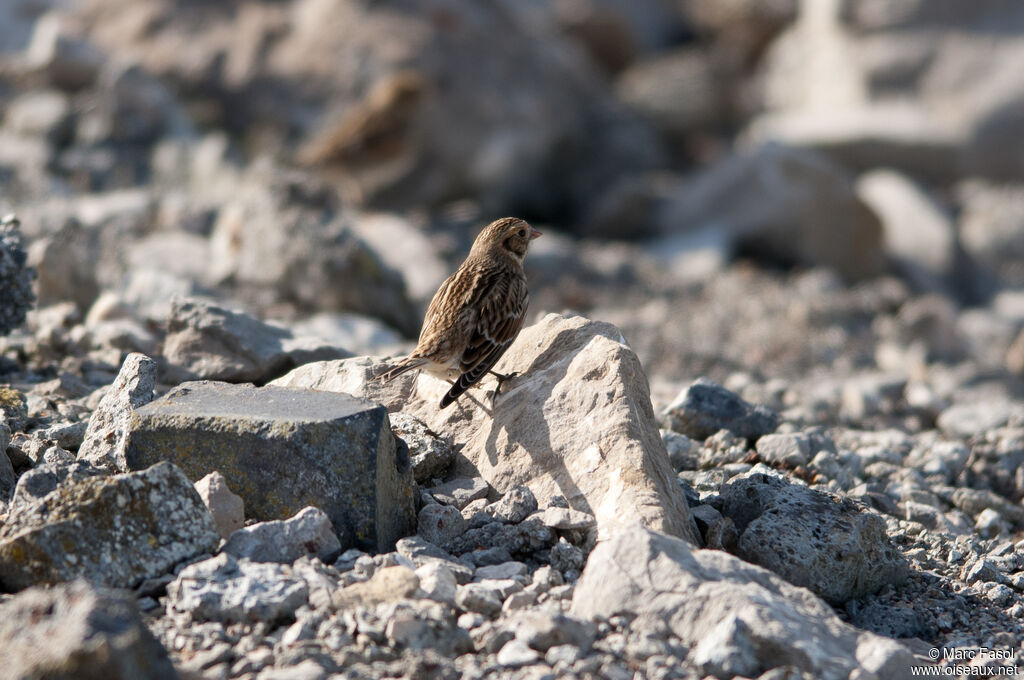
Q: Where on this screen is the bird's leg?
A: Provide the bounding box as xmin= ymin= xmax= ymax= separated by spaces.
xmin=488 ymin=370 xmax=519 ymax=394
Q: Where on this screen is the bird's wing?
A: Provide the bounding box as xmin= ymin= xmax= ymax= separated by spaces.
xmin=441 ymin=270 xmax=528 ymax=407
xmin=419 ymin=272 xmax=459 ymax=342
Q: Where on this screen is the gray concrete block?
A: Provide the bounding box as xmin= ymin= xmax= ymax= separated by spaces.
xmin=123 ymin=381 xmax=416 ymax=552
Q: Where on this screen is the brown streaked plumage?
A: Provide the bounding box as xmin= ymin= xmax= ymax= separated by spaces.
xmin=378 ymin=217 xmax=541 ymax=409
xmin=296 ymin=70 xmax=425 ymax=169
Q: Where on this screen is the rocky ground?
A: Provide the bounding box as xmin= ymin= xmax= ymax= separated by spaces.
xmin=2 ymin=1 xmax=1024 ymax=679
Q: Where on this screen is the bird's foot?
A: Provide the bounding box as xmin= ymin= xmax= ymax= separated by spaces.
xmin=488 ymin=370 xmax=519 ymax=394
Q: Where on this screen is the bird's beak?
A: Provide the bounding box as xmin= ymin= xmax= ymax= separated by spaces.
xmin=529 ymin=227 xmax=542 ymax=240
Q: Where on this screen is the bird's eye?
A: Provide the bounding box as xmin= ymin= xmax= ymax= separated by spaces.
xmin=518 ymin=229 xmax=526 ymax=237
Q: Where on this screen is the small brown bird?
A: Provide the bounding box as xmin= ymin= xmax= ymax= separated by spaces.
xmin=296 ymin=70 xmax=425 ymax=170
xmin=378 ymin=217 xmax=541 ymax=408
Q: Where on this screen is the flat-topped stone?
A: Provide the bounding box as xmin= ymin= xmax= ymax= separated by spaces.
xmin=132 ymin=380 xmax=373 ymax=422
xmin=122 ymin=381 xmax=416 ymax=553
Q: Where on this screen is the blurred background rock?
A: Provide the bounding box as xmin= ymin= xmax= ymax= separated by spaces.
xmin=1 ymin=0 xmax=1023 ymax=414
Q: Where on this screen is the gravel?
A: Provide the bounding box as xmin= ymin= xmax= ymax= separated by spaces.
xmin=1 ymin=3 xmax=1023 ymax=679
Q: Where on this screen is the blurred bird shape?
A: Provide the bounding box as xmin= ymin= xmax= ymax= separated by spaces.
xmin=296 ymin=70 xmax=426 ymax=170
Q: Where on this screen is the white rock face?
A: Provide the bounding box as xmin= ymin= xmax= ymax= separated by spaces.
xmin=571 ymin=525 xmax=915 ymax=680
xmin=194 ymin=471 xmax=245 ymax=540
xmin=275 ymin=313 xmax=699 ymax=544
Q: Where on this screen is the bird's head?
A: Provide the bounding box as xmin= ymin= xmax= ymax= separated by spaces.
xmin=474 ymin=217 xmax=542 ymax=263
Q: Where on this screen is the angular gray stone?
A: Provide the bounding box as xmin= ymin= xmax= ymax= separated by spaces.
xmin=532 ymin=506 xmax=597 ymax=531
xmin=720 ymin=469 xmax=908 ymax=604
xmin=0 ymin=420 xmax=14 ymax=503
xmin=332 ymin=565 xmax=419 ymax=610
xmin=545 ymin=644 xmax=583 ymax=666
xmin=77 ymin=352 xmax=157 ymax=470
xmin=7 ymin=460 xmax=107 ymax=518
xmin=471 ymin=573 xmax=520 ymax=602
xmin=962 ymin=558 xmax=1004 ymax=586
xmin=663 ymin=378 xmax=779 ymax=441
xmin=850 ymin=602 xmax=926 ymax=639
xmin=429 ymin=477 xmax=491 ymax=509
xmin=389 ymin=412 xmax=454 ymax=484
xmin=0 ymin=580 xmax=178 ymax=680
xmin=418 ymin=503 xmax=468 ymax=548
xmin=474 ymin=561 xmax=529 ymax=582
xmin=415 ymin=561 xmax=458 ymax=605
xmin=167 ymin=553 xmax=308 ymax=624
xmin=33 ymin=420 xmax=89 ymax=452
xmin=662 ymin=429 xmax=699 ymax=471
xmin=0 ymin=462 xmax=219 ymax=591
xmin=442 ymin=518 xmax=555 ymax=563
xmin=572 ymin=526 xmax=914 ymax=680
xmin=395 ymin=536 xmax=474 ymax=584
xmin=23 ymin=440 xmax=74 ymax=466
xmin=485 ymin=485 xmax=538 ymax=524
xmin=755 ymin=432 xmax=811 ymax=467
xmin=507 ymin=611 xmax=595 ymax=653
xmin=456 ymin=582 xmax=504 ymax=617
xmin=0 ymin=216 xmax=35 ymax=337
xmin=122 ymin=381 xmax=416 ymax=552
xmin=382 ymin=599 xmax=468 ymax=654
xmin=549 ymin=537 xmax=586 ymax=573
xmin=975 ymin=508 xmax=1009 ymax=538
xmin=222 ymin=506 xmax=342 ymax=564
xmin=194 ymin=471 xmax=245 ymax=540
xmin=689 ymin=504 xmax=724 ymax=534
xmin=162 ymin=297 xmax=351 ymax=384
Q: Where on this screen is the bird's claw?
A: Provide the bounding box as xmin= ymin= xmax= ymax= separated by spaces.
xmin=488 ymin=370 xmax=519 ymax=394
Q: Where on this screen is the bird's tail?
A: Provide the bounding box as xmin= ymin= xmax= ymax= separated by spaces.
xmin=376 ymin=356 xmax=427 ymax=383
xmin=439 ymin=372 xmax=475 ymax=408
